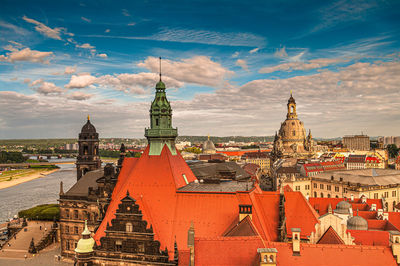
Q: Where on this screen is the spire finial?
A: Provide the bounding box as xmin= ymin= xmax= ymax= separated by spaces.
xmin=208 ymin=134 xmax=210 ymax=140
xmin=87 ymin=114 xmax=90 ymax=121
xmin=159 ymin=56 xmax=162 ymax=81
xmin=290 ymin=89 xmax=293 ymax=96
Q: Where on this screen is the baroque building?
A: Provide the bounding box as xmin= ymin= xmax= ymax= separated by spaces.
xmin=273 ymin=93 xmax=313 ymax=159
xmin=76 ymin=116 xmax=101 ymax=181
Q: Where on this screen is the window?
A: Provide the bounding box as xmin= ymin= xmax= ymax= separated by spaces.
xmin=394 ymin=201 xmax=397 ymax=211
xmin=74 ymin=210 xmax=78 ymax=219
xmin=314 ymin=183 xmax=317 ymax=188
xmin=74 ymin=226 xmax=78 ymax=234
xmin=321 ymin=193 xmax=324 ymax=198
xmin=155 ymin=118 xmax=159 ymax=126
xmin=320 ymin=184 xmax=324 ymax=189
xmin=293 ymin=131 xmax=296 ymax=136
xmin=384 ymin=192 xmax=389 ymax=198
xmin=66 ymin=240 xmax=70 ymax=250
xmin=65 ymin=226 xmax=69 ymax=233
xmin=336 ymin=195 xmax=339 ymax=198
xmin=327 ymin=194 xmax=331 ymax=198
xmin=138 ymin=243 xmax=145 ymax=253
xmin=335 ymin=186 xmax=339 ymax=192
xmin=305 ymin=185 xmax=310 ymax=190
xmin=65 ymin=209 xmax=70 ymax=218
xmin=126 ymin=222 xmax=133 ymax=232
xmin=393 ymin=191 xmax=397 ymax=197
xmin=327 ymin=185 xmax=331 ymax=191
xmin=314 ymin=192 xmax=317 ymax=197
xmin=374 ymin=193 xmax=378 ymax=199
xmin=116 ymin=240 xmax=122 ymax=252
xmin=295 ymin=186 xmax=300 ymax=191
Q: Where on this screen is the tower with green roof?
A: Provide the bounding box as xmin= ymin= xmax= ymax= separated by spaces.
xmin=145 ymin=58 xmax=178 ymax=155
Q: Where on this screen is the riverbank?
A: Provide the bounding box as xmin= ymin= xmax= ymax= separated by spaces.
xmin=0 ymin=169 xmax=59 ymax=190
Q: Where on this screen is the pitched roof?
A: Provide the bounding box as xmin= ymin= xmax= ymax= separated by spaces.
xmin=94 ymin=144 xmax=289 ymax=260
xmin=194 ymin=236 xmax=263 ymax=266
xmin=284 ymin=191 xmax=319 ymax=239
xmin=317 ymin=226 xmax=344 ymax=244
xmin=224 ymin=215 xmax=258 ymax=237
xmin=309 ymin=198 xmax=383 ymax=216
xmin=63 ymin=169 xmax=103 ymax=197
xmin=348 ymin=230 xmax=390 ymax=246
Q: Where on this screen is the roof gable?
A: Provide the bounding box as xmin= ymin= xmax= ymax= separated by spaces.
xmin=317 ymin=226 xmax=344 ymax=244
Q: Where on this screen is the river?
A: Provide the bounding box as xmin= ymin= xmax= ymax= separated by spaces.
xmin=0 ymin=160 xmax=76 ymax=223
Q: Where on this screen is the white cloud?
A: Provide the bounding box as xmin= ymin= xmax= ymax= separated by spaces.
xmin=274 ymin=47 xmax=288 ymax=58
xmin=68 ymin=91 xmax=93 ymax=100
xmin=259 ymin=57 xmax=348 ymax=73
xmin=249 ymin=47 xmax=259 ymax=54
xmin=64 ymin=66 xmax=77 ymax=75
xmin=97 ymin=53 xmax=108 ymax=58
xmin=76 ymin=43 xmax=95 ymax=49
xmin=138 ymin=56 xmax=234 ymax=87
xmin=235 ymin=59 xmax=248 ymax=71
xmin=22 ymin=16 xmax=63 ymax=40
xmin=122 ymin=9 xmax=130 ymax=17
xmin=0 ymin=47 xmax=53 ymax=64
xmin=30 ymin=79 xmax=63 ymax=95
xmin=232 ymin=52 xmax=239 ymax=58
xmin=81 ymin=17 xmax=91 ymax=23
xmin=65 ymin=74 xmax=97 ymax=89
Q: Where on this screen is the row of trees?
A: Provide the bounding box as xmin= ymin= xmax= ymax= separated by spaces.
xmin=0 ymin=151 xmax=25 ymax=163
xmin=387 ymin=144 xmax=400 ymax=159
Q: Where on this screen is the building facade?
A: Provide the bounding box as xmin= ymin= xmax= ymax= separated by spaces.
xmin=343 ymin=135 xmax=370 ymax=151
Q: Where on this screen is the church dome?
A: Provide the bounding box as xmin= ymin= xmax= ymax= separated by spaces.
xmin=202 ymin=138 xmax=216 ymax=154
xmin=81 ymin=116 xmax=96 ymax=133
xmin=334 ymin=200 xmax=352 ymax=214
xmin=75 ymin=221 xmax=95 ymax=253
xmin=279 ymin=119 xmax=306 ymax=141
xmin=347 ymin=215 xmax=368 ymax=230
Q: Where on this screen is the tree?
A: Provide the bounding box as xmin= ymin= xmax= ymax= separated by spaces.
xmin=387 ymin=144 xmax=399 ymax=159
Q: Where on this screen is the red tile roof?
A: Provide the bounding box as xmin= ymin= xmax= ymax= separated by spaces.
xmin=284 ymin=191 xmax=319 ymax=239
xmin=194 ymin=238 xmax=397 ymax=266
xmin=194 ymin=236 xmax=263 ymax=266
xmin=317 ymin=226 xmax=344 ymax=244
xmin=224 ymin=215 xmax=258 ymax=237
xmin=309 ymin=198 xmax=383 ymax=216
xmin=94 ymin=144 xmax=297 ymax=260
xmin=348 ymin=230 xmax=390 ymax=246
xmin=242 ymin=163 xmax=260 ymax=177
xmin=388 ymin=212 xmax=400 ymax=230
xmin=367 ymin=220 xmax=398 ymax=231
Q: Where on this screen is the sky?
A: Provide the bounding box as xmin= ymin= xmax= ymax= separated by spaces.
xmin=0 ymin=0 xmax=400 ymax=139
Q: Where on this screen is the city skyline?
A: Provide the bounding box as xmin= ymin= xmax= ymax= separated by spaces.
xmin=1 ymin=0 xmax=400 ymax=139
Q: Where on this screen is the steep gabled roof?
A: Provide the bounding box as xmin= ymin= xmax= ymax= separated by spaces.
xmin=284 ymin=191 xmax=319 ymax=239
xmin=224 ymin=215 xmax=258 ymax=237
xmin=348 ymin=230 xmax=390 ymax=246
xmin=317 ymin=226 xmax=344 ymax=244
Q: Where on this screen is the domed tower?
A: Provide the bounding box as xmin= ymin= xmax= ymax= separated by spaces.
xmin=273 ymin=92 xmax=313 ymax=157
xmin=144 ymin=57 xmax=178 ymax=155
xmin=202 ymin=135 xmax=216 ymax=154
xmin=76 ymin=116 xmax=101 ymax=181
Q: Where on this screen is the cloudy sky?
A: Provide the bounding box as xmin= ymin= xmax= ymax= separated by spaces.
xmin=1 ymin=0 xmax=400 ymax=139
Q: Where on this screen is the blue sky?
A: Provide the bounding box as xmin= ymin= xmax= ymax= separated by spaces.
xmin=1 ymin=0 xmax=400 ymax=138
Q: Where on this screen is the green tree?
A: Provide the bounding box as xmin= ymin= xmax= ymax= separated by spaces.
xmin=387 ymin=144 xmax=399 ymax=159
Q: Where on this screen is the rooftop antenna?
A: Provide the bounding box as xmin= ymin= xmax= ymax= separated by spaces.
xmin=159 ymin=56 xmax=162 ymax=81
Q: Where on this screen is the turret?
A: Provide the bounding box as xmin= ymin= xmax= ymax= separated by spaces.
xmin=75 ymin=220 xmax=95 ymax=265
xmin=144 ymin=57 xmax=178 ymax=155
xmin=287 ymin=91 xmax=297 ymax=119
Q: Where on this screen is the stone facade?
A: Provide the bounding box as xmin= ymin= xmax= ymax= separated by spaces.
xmin=343 ymin=135 xmax=370 ymax=151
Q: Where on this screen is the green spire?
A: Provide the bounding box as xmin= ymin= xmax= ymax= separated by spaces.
xmin=145 ymin=57 xmax=178 ymax=155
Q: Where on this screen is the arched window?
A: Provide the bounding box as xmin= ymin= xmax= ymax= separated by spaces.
xmin=393 ymin=201 xmax=396 ymax=211
xmin=327 ymin=194 xmax=331 ymax=198
xmin=269 ymin=255 xmax=274 ymax=262
xmin=385 ymin=202 xmax=388 ymax=210
xmin=83 ymin=145 xmax=88 ymax=155
xmin=263 ymin=255 xmax=267 ymax=262
xmin=336 ymin=195 xmax=339 ymax=198
xmin=321 ymin=193 xmax=324 ymax=198
xmin=126 ymin=222 xmax=133 ymax=232
xmin=294 ymin=234 xmax=298 ymax=240
xmin=314 ymin=192 xmax=317 ymax=197
xmin=291 ymin=106 xmax=294 ymax=113
xmin=293 ymin=130 xmax=296 ymax=136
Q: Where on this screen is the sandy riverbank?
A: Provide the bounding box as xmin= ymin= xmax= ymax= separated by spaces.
xmin=0 ymin=169 xmax=59 ymax=190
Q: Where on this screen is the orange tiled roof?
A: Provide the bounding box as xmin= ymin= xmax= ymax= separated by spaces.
xmin=284 ymin=191 xmax=319 ymax=239
xmin=94 ymin=144 xmax=290 ymax=260
xmin=194 ymin=238 xmax=397 ymax=266
xmin=348 ymin=230 xmax=390 ymax=246
xmin=309 ymin=198 xmax=383 ymax=216
xmin=317 ymin=226 xmax=344 ymax=244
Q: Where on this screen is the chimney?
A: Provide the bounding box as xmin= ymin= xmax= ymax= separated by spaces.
xmin=239 ymin=204 xmax=252 ymax=221
xmin=257 ymin=248 xmax=278 ymax=265
xmin=291 ymin=228 xmax=301 ymax=255
xmin=350 ymin=194 xmax=354 ymax=202
xmin=390 ymin=231 xmax=400 ymax=264
xmin=377 ymin=209 xmax=384 ymax=219
xmin=371 ymin=204 xmax=377 ymax=211
xmin=187 ymin=221 xmax=195 ymax=266
xmin=361 ymin=195 xmax=367 ymax=204
xmin=383 ymin=212 xmax=389 ymax=221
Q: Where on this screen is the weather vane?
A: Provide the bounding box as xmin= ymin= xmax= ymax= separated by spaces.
xmin=159 ymin=56 xmax=162 ymax=81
